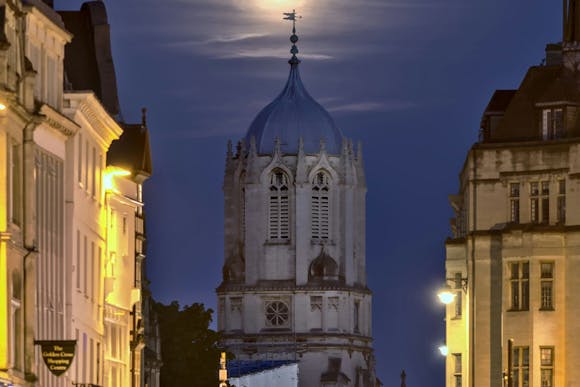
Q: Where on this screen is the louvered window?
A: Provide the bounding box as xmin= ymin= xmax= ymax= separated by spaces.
xmin=269 ymin=170 xmax=290 ymax=240
xmin=312 ymin=171 xmax=330 ymax=239
xmin=239 ymin=172 xmax=246 ymax=240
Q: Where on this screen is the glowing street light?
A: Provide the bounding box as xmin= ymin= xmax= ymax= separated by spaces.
xmin=0 ymin=102 xmax=6 ymax=110
xmin=438 ymin=345 xmax=449 ymax=357
xmin=437 ymin=288 xmax=456 ymax=305
xmin=103 ymin=166 xmax=131 ymax=193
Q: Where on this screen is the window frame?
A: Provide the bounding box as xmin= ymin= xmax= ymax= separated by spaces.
xmin=267 ymin=169 xmax=291 ymax=241
xmin=311 ymin=170 xmax=331 ymax=241
xmin=540 ymin=346 xmax=554 ymax=387
xmin=540 ymin=262 xmax=555 ymax=311
xmin=512 ymin=346 xmax=529 ymax=387
xmin=509 ymin=261 xmax=529 ymax=311
xmin=541 ymin=107 xmax=565 ymax=140
xmin=509 ymin=182 xmax=520 ymax=224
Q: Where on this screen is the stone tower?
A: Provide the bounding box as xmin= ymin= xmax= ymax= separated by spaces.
xmin=217 ymin=18 xmax=378 ymax=387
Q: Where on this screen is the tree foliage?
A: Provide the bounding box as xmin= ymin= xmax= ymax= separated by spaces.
xmin=154 ymin=301 xmax=222 ymax=386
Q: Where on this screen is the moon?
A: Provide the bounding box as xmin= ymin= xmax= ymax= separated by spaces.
xmin=253 ymin=0 xmax=307 ymax=13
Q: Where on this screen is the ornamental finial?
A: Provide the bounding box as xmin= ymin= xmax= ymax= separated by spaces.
xmin=283 ymin=9 xmax=302 ymax=66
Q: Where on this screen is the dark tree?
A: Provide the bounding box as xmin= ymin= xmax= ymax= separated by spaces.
xmin=154 ymin=301 xmax=223 ymax=386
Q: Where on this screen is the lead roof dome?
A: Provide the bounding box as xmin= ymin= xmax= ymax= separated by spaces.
xmin=245 ymin=38 xmax=343 ymax=155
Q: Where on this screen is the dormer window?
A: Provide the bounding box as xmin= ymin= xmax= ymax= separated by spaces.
xmin=542 ymin=108 xmax=564 ymax=140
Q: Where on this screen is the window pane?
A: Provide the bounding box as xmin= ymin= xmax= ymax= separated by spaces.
xmin=522 ymin=263 xmax=529 ymax=279
xmin=541 ymin=369 xmax=553 ymax=387
xmin=541 ymin=263 xmax=553 ymax=278
xmin=540 ymin=348 xmax=553 ymax=366
xmin=522 ymin=347 xmax=529 ymax=366
xmin=521 ymin=280 xmax=529 ymax=310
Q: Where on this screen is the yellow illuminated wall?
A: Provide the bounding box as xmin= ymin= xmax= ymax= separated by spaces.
xmin=0 ymin=125 xmax=8 ymax=369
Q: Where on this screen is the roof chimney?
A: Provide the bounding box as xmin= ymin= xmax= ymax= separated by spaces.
xmin=42 ymin=0 xmax=54 ymax=8
xmin=545 ymin=43 xmax=563 ymax=66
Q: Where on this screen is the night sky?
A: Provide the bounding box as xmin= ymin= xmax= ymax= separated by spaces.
xmin=56 ymin=1 xmax=561 ymax=385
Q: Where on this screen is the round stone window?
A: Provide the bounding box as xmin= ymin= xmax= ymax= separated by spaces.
xmin=265 ymin=301 xmax=289 ymax=326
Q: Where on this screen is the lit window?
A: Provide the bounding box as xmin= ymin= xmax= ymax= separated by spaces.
xmin=268 ymin=170 xmax=290 ymax=240
xmin=540 ymin=347 xmax=554 ymax=387
xmin=512 ymin=346 xmax=529 ymax=387
xmin=510 ymin=183 xmax=520 ymax=223
xmin=540 ymin=263 xmax=554 ymax=310
xmin=542 ymin=108 xmax=564 ymax=140
xmin=510 ymin=262 xmax=529 ymax=311
xmin=453 ymin=353 xmax=462 ymax=387
xmin=312 ymin=171 xmax=331 ymax=240
xmin=557 ymin=180 xmax=566 ymax=224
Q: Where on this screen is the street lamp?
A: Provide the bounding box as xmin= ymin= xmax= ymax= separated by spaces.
xmin=437 ymin=276 xmax=468 ymax=304
xmin=438 ymin=345 xmax=449 ymax=357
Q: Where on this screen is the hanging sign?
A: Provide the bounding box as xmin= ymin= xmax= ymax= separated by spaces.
xmin=34 ymin=340 xmax=77 ymax=376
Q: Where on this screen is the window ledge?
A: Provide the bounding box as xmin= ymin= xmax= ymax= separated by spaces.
xmin=507 ymin=308 xmax=529 ymax=312
xmin=539 ymin=307 xmax=555 ymax=312
xmin=264 ymin=239 xmax=291 ymax=246
xmin=311 ymin=239 xmax=335 ymax=246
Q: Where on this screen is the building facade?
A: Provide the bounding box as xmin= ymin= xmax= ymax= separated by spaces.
xmin=0 ymin=1 xmax=155 ymax=386
xmin=444 ymin=1 xmax=580 ymax=386
xmin=217 ymin=25 xmax=379 ymax=387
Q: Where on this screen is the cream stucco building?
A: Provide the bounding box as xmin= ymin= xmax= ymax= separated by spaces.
xmin=444 ymin=2 xmax=580 ymax=386
xmin=217 ymin=24 xmax=379 ymax=387
xmin=0 ymin=1 xmax=155 ymax=386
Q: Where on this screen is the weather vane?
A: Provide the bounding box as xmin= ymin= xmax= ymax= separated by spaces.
xmin=283 ymin=10 xmax=302 ymax=34
xmin=283 ymin=10 xmax=302 ymax=65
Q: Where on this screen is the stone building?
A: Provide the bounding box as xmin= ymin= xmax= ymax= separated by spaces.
xmin=0 ymin=1 xmax=156 ymax=386
xmin=217 ymin=23 xmax=379 ymax=387
xmin=443 ymin=1 xmax=580 ymax=386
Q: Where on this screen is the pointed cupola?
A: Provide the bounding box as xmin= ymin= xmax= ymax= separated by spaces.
xmin=245 ymin=18 xmax=343 ymax=155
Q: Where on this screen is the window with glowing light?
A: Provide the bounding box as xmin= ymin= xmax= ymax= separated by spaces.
xmin=540 ymin=347 xmax=554 ymax=387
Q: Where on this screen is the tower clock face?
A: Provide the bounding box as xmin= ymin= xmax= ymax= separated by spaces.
xmin=265 ymin=301 xmax=289 ymax=326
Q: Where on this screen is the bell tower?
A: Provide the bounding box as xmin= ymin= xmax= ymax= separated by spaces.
xmin=217 ymin=12 xmax=379 ymax=387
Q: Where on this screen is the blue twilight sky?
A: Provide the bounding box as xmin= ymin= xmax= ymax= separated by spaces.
xmin=56 ymin=0 xmax=561 ymax=385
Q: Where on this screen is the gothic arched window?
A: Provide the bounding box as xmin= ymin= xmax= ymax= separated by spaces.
xmin=312 ymin=171 xmax=331 ymax=240
xmin=268 ymin=169 xmax=290 ymax=240
xmin=239 ymin=172 xmax=246 ymax=240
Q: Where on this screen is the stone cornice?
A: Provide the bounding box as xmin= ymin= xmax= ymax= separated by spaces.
xmin=39 ymin=104 xmax=79 ymax=137
xmin=216 ymin=282 xmax=372 ymax=295
xmin=64 ymin=92 xmax=123 ymax=148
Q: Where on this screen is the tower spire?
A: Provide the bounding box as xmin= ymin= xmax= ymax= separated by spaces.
xmin=283 ymin=10 xmax=302 ymax=66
